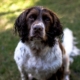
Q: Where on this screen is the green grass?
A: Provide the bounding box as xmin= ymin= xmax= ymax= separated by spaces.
xmin=0 ymin=0 xmax=80 ymax=80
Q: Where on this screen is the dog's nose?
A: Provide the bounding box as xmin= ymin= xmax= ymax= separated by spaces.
xmin=33 ymin=26 xmax=43 ymax=31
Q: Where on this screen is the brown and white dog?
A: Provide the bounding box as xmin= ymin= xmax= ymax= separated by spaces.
xmin=14 ymin=6 xmax=70 ymax=80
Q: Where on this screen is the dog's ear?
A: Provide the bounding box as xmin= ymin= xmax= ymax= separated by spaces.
xmin=53 ymin=13 xmax=63 ymax=37
xmin=46 ymin=10 xmax=63 ymax=47
xmin=14 ymin=8 xmax=33 ymax=42
xmin=49 ymin=11 xmax=63 ymax=38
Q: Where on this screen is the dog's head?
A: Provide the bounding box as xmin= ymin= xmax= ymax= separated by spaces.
xmin=15 ymin=6 xmax=63 ymax=47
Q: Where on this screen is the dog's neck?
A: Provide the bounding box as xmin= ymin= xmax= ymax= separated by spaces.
xmin=28 ymin=40 xmax=49 ymax=56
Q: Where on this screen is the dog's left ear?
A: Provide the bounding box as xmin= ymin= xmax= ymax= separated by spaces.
xmin=50 ymin=11 xmax=63 ymax=38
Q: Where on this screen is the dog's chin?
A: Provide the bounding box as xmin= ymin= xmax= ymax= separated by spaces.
xmin=29 ymin=35 xmax=43 ymax=41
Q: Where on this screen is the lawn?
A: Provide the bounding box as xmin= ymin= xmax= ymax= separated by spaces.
xmin=0 ymin=0 xmax=80 ymax=80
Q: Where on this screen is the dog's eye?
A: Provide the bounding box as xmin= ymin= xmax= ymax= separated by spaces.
xmin=29 ymin=14 xmax=37 ymax=21
xmin=43 ymin=16 xmax=50 ymax=22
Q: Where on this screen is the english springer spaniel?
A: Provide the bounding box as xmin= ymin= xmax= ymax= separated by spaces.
xmin=14 ymin=6 xmax=70 ymax=80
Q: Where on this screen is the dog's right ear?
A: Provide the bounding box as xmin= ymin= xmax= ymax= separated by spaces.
xmin=14 ymin=8 xmax=33 ymax=41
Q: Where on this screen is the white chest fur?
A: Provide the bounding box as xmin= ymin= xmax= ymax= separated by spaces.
xmin=14 ymin=41 xmax=62 ymax=80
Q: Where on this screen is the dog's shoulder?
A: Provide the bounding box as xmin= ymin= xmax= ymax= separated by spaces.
xmin=14 ymin=41 xmax=31 ymax=66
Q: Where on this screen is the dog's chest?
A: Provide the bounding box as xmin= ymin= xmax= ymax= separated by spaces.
xmin=22 ymin=47 xmax=62 ymax=79
xmin=14 ymin=41 xmax=62 ymax=80
xmin=23 ymin=53 xmax=55 ymax=79
xmin=25 ymin=56 xmax=48 ymax=73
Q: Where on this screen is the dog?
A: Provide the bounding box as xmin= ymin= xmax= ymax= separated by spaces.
xmin=14 ymin=6 xmax=70 ymax=80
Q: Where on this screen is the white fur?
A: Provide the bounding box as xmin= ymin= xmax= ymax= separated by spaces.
xmin=63 ymin=28 xmax=80 ymax=63
xmin=33 ymin=22 xmax=45 ymax=29
xmin=14 ymin=40 xmax=63 ymax=80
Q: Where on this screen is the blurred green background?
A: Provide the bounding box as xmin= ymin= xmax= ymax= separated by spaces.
xmin=0 ymin=0 xmax=80 ymax=80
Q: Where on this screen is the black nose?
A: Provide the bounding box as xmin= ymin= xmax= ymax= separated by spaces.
xmin=33 ymin=26 xmax=43 ymax=31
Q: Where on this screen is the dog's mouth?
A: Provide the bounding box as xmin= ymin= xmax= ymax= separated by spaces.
xmin=30 ymin=34 xmax=43 ymax=41
xmin=29 ymin=28 xmax=46 ymax=41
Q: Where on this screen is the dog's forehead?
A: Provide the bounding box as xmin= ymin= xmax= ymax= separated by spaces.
xmin=26 ymin=6 xmax=51 ymax=19
xmin=30 ymin=6 xmax=49 ymax=13
xmin=26 ymin=6 xmax=53 ymax=23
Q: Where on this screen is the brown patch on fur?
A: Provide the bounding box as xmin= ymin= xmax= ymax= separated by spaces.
xmin=58 ymin=40 xmax=66 ymax=54
xmin=26 ymin=9 xmax=38 ymax=19
xmin=32 ymin=47 xmax=41 ymax=55
xmin=56 ymin=65 xmax=65 ymax=80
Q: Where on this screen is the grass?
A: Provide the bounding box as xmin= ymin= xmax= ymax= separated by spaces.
xmin=0 ymin=0 xmax=80 ymax=80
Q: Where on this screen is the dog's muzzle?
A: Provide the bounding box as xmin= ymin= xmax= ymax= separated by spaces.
xmin=33 ymin=25 xmax=43 ymax=37
xmin=30 ymin=22 xmax=45 ymax=40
